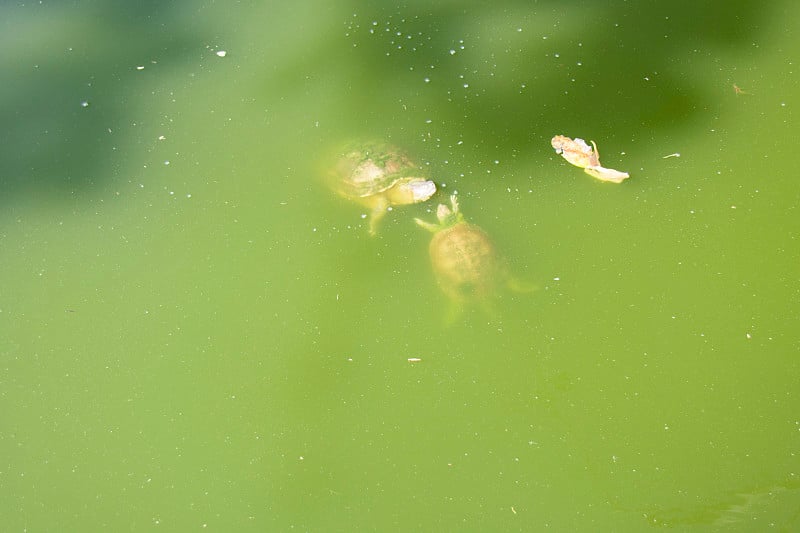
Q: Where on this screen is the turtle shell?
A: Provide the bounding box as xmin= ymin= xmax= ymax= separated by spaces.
xmin=332 ymin=142 xmax=423 ymax=199
xmin=429 ymin=222 xmax=504 ymax=303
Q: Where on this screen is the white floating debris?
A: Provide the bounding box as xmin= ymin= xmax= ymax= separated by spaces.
xmin=216 ymin=50 xmax=227 ymax=58
xmin=407 ymin=357 xmax=422 ymax=362
xmin=136 ymin=65 xmax=145 ymax=71
xmin=662 ymin=153 xmax=681 ymax=159
xmin=80 ymin=101 xmax=89 ymax=108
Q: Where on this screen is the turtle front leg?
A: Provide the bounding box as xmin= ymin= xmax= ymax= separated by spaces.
xmin=368 ymin=198 xmax=389 ymax=236
xmin=414 ymin=217 xmax=440 ymax=233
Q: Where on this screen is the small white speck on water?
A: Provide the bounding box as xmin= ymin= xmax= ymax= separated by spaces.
xmin=216 ymin=50 xmax=227 ymax=57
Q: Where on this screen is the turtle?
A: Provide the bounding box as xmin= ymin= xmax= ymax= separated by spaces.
xmin=415 ymin=194 xmax=534 ymax=321
xmin=327 ymin=141 xmax=436 ymax=235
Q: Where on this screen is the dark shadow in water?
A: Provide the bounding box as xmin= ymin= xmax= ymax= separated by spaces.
xmin=0 ymin=0 xmax=204 ymax=204
xmin=0 ymin=0 xmax=772 ymax=206
xmin=327 ymin=0 xmax=770 ymax=161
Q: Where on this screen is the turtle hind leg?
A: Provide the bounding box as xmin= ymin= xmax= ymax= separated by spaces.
xmin=506 ymin=277 xmax=538 ymax=294
xmin=443 ymin=300 xmax=464 ymax=326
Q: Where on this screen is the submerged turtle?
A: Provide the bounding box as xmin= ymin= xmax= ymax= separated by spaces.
xmin=327 ymin=141 xmax=436 ymax=235
xmin=415 ymin=195 xmax=534 ymax=321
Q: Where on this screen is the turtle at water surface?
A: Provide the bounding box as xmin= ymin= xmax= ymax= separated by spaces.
xmin=415 ymin=195 xmax=534 ymax=321
xmin=327 ymin=141 xmax=436 ymax=235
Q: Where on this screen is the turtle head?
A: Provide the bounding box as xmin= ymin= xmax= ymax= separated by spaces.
xmin=388 ymin=177 xmax=437 ymax=205
xmin=415 ymin=194 xmax=463 ymax=233
xmin=408 ymin=179 xmax=437 ymax=202
xmin=436 ymin=194 xmax=464 ymax=227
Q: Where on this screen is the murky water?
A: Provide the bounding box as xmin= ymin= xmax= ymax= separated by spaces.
xmin=2 ymin=1 xmax=799 ymax=530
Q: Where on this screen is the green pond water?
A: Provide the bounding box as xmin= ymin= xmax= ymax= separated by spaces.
xmin=2 ymin=1 xmax=799 ymax=531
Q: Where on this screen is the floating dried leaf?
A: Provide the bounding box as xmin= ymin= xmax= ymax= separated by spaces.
xmin=551 ymin=135 xmax=599 ymax=169
xmin=551 ymin=135 xmax=629 ymax=183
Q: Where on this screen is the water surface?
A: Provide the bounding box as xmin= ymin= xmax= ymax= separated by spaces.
xmin=1 ymin=1 xmax=799 ymax=530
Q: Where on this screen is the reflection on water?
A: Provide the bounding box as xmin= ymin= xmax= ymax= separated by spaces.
xmin=643 ymin=477 xmax=800 ymax=529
